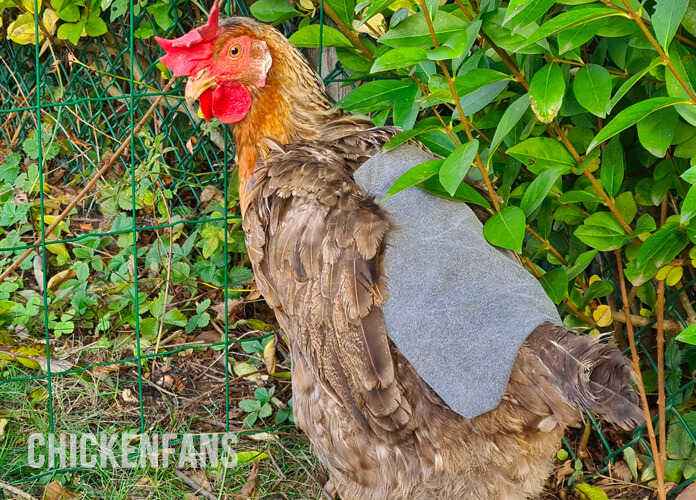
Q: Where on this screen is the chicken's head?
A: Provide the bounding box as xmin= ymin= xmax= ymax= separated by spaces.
xmin=155 ymin=2 xmax=272 ymax=124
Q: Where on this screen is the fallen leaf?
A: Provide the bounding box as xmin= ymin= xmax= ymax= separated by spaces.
xmin=234 ymin=362 xmax=260 ymax=381
xmin=47 ymin=269 xmax=76 ymax=291
xmin=122 ymin=388 xmax=138 ymax=403
xmin=44 ymin=480 xmax=78 ymax=500
xmin=263 ymin=336 xmax=277 ymax=375
xmin=233 ymin=461 xmax=259 ymax=500
xmin=189 ymin=470 xmax=211 ymax=491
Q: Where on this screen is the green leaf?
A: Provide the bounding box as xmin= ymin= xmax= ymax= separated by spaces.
xmin=51 ymin=0 xmax=80 ymax=22
xmin=682 ymin=185 xmax=696 ymax=223
xmin=574 ymin=483 xmax=609 ymax=500
xmin=582 ymin=280 xmax=614 ymax=307
xmin=378 ymin=11 xmax=468 ymax=47
xmin=507 ymin=137 xmax=575 ymax=174
xmin=337 ymin=79 xmax=414 ymax=113
xmin=557 ymin=19 xmax=606 ymax=54
xmin=488 ymin=93 xmax=529 ymax=168
xmin=607 ymin=59 xmax=664 ymax=114
xmin=677 ymin=323 xmax=696 ymax=345
xmin=57 ymin=17 xmax=86 ymax=44
xmin=239 ymin=399 xmax=261 ymax=413
xmin=539 ymin=268 xmax=569 ymax=304
xmin=439 ymin=139 xmax=479 ymax=196
xmin=587 ymin=96 xmax=691 ymax=152
xmin=504 ymin=0 xmax=555 ymax=29
xmin=457 ymin=80 xmax=509 ymax=117
xmin=567 ymin=250 xmax=598 ymax=280
xmin=325 ymin=0 xmax=355 ymax=27
xmin=525 ymin=6 xmax=628 ymax=46
xmin=666 ymin=42 xmax=696 ymax=125
xmin=636 ymin=222 xmax=689 ymax=269
xmin=393 ymin=86 xmax=421 ymax=131
xmin=85 ymin=12 xmax=107 ymax=36
xmin=384 ymin=160 xmax=442 ymax=200
xmin=600 ymin=137 xmax=624 ymax=197
xmin=653 ymin=0 xmax=689 ymax=49
xmin=529 ymin=64 xmax=565 ymax=123
xmin=574 ymin=212 xmax=629 ymax=251
xmin=371 ymin=47 xmax=428 ymax=72
xmin=573 ymin=64 xmax=611 ymax=118
xmin=164 ymin=309 xmax=187 ymax=327
xmin=453 ymin=68 xmax=511 ymax=97
xmin=427 ymin=31 xmax=469 ymax=61
xmin=483 ymin=206 xmax=526 ymax=253
xmin=229 ymin=266 xmax=254 ymax=284
xmin=250 ymin=0 xmax=299 ymax=23
xmin=637 ymin=105 xmax=679 ymax=157
xmin=682 ymin=164 xmax=696 ymax=184
xmin=336 ymin=48 xmax=371 ymax=72
xmin=382 ymin=120 xmax=441 ymax=152
xmin=616 ymin=191 xmax=637 ymax=224
xmin=520 ymin=166 xmax=563 ymax=216
xmin=419 ymin=177 xmax=492 ymax=210
xmin=289 ymin=25 xmax=353 ymax=48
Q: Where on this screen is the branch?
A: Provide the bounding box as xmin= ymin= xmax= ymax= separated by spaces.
xmin=617 ymin=0 xmax=696 ymax=105
xmin=615 ymin=249 xmax=667 ymax=500
xmin=416 ymin=0 xmax=500 ymax=211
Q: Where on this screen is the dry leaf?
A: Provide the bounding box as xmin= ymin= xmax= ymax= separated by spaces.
xmin=47 ymin=269 xmax=77 ymax=291
xmin=189 ymin=470 xmax=211 ymax=491
xmin=44 ymin=480 xmax=78 ymax=500
xmin=233 ymin=461 xmax=259 ymax=500
xmin=122 ymin=388 xmax=138 ymax=403
xmin=263 ymin=335 xmax=277 ymax=375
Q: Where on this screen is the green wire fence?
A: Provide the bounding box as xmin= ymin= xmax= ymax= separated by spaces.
xmin=0 ymin=1 xmax=356 ymax=496
xmin=0 ymin=0 xmax=695 ymax=497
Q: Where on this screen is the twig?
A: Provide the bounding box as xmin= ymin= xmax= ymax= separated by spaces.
xmin=657 ymin=279 xmax=667 ymax=482
xmin=416 ymin=0 xmax=500 ymax=211
xmin=617 ymin=0 xmax=696 ymax=105
xmin=322 ymin=3 xmax=373 ymax=59
xmin=615 ymin=249 xmax=666 ymax=500
xmin=0 ymin=480 xmax=39 ymax=500
xmin=526 ymin=225 xmax=568 ymax=265
xmin=173 ymin=469 xmax=218 ymax=500
xmin=611 ymin=311 xmax=683 ymax=331
xmin=0 ymin=79 xmax=176 ymax=285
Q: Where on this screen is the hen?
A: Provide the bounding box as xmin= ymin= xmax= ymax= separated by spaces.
xmin=157 ymin=6 xmax=643 ymax=499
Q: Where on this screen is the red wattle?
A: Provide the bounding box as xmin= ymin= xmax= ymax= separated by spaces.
xmin=199 ymin=89 xmax=214 ymax=121
xmin=212 ymin=81 xmax=252 ymax=124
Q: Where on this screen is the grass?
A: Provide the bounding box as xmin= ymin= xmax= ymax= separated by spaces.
xmin=0 ymin=360 xmax=325 ymax=499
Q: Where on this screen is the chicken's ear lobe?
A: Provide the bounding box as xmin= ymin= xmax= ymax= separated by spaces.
xmin=155 ymin=1 xmax=222 ymax=77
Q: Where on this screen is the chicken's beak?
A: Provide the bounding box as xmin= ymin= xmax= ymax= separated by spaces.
xmin=185 ymin=69 xmax=216 ymax=105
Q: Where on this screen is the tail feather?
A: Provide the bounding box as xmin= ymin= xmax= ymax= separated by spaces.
xmin=525 ymin=323 xmax=644 ymax=430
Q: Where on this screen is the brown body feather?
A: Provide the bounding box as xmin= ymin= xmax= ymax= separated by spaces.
xmin=208 ymin=17 xmax=643 ymax=500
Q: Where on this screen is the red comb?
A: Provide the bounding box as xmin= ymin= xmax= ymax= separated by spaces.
xmin=155 ymin=1 xmax=221 ymax=77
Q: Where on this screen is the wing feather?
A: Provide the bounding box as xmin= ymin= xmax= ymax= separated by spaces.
xmin=243 ymin=140 xmax=413 ymax=439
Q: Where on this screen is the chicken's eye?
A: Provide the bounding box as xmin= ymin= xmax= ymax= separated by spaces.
xmin=229 ymin=44 xmax=242 ymax=58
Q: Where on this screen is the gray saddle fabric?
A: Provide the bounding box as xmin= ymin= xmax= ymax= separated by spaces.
xmin=353 ymin=144 xmax=562 ymax=419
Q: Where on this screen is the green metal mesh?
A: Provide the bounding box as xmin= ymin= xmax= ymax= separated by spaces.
xmin=0 ymin=1 xmax=360 ymax=494
xmin=0 ymin=0 xmax=692 ymax=496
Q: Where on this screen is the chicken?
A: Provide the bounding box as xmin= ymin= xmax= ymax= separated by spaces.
xmin=156 ymin=6 xmax=643 ymax=499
